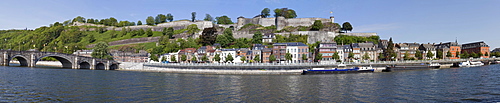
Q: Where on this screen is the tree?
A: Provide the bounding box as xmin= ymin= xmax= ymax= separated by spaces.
xmin=215 ymin=34 xmax=230 ymax=48
xmin=166 ymin=27 xmax=174 ymax=39
xmin=161 ymin=56 xmax=167 ymax=62
xmin=150 ymin=54 xmax=158 ymax=62
xmin=215 ymin=16 xmax=233 ymax=24
xmin=181 ymin=55 xmax=187 ymax=62
xmin=138 ymin=29 xmax=145 ymax=36
xmin=226 ymin=54 xmax=234 ymax=63
xmin=171 ymin=55 xmax=177 ymax=62
xmin=146 ymin=16 xmax=155 ymax=25
xmin=403 ymin=51 xmax=410 ymax=60
xmin=91 ymin=42 xmax=113 ymax=60
xmin=285 ymin=52 xmax=292 ymax=63
xmin=72 ymin=16 xmax=86 ymax=23
xmin=261 ymin=8 xmax=271 ymax=18
xmin=240 ymin=56 xmax=246 ymax=63
xmin=191 ymin=12 xmax=196 ymax=22
xmin=415 ymin=50 xmax=423 ymax=60
xmin=214 ymin=54 xmax=221 ymax=63
xmin=137 ymin=20 xmax=142 ymax=25
xmin=186 ymin=24 xmax=200 ymax=34
xmin=155 ymin=14 xmax=167 ymax=24
xmin=348 ymin=52 xmax=355 ymax=60
xmin=456 ymin=51 xmax=460 ymax=58
xmin=254 ymin=54 xmax=261 ymax=63
xmin=426 ymin=51 xmax=434 ymax=59
xmin=310 ymin=20 xmax=323 ymax=31
xmin=201 ymin=55 xmax=208 ymax=62
xmin=461 ymin=51 xmax=469 ymax=58
xmin=223 ymin=29 xmax=235 ymax=42
xmin=198 ymin=28 xmax=218 ymax=46
xmin=478 ymin=52 xmax=483 ymax=58
xmin=269 ymin=54 xmax=276 ymax=63
xmin=191 ymin=56 xmax=197 ymax=63
xmin=166 ymin=13 xmax=174 ymax=22
xmin=273 ymin=8 xmax=297 ymax=18
xmin=146 ymin=29 xmax=153 ymax=37
xmin=204 ymin=14 xmax=214 ymax=22
xmin=384 ymin=37 xmax=397 ymax=61
xmin=315 ymin=53 xmax=323 ymax=62
xmin=302 ymin=54 xmax=308 ymax=62
xmin=252 ymin=31 xmax=263 ymax=44
xmin=436 ymin=50 xmax=443 ymax=59
xmin=341 ymin=22 xmax=353 ymax=33
xmin=446 ymin=51 xmax=452 ymax=58
xmin=363 ymin=53 xmax=370 ymax=60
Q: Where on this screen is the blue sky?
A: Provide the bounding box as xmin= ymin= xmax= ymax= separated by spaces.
xmin=1 ymin=0 xmax=499 ymax=49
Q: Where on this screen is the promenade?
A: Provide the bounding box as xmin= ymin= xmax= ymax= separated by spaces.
xmin=118 ymin=58 xmax=500 ymax=75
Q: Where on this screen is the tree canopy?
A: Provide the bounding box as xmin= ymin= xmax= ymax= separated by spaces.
xmin=273 ymin=8 xmax=297 ymax=18
xmin=191 ymin=12 xmax=196 ymax=22
xmin=261 ymin=8 xmax=271 ymax=18
xmin=215 ymin=16 xmax=233 ymax=24
xmin=341 ymin=22 xmax=353 ymax=33
xmin=91 ymin=42 xmax=113 ymax=60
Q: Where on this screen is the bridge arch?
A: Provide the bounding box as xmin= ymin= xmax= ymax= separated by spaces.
xmin=79 ymin=62 xmax=91 ymax=69
xmin=36 ymin=55 xmax=73 ymax=68
xmin=95 ymin=63 xmax=106 ymax=70
xmin=109 ymin=64 xmax=118 ymax=70
xmin=10 ymin=55 xmax=29 ymax=66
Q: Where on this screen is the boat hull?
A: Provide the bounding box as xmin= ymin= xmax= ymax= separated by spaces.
xmin=302 ymin=69 xmax=374 ymax=75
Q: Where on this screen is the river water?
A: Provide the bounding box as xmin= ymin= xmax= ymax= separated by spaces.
xmin=1 ymin=64 xmax=500 ymax=102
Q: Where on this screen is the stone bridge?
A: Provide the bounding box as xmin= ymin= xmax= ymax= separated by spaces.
xmin=0 ymin=50 xmax=119 ymax=70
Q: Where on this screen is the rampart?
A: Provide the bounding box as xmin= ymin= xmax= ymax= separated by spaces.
xmin=236 ymin=16 xmax=334 ymax=30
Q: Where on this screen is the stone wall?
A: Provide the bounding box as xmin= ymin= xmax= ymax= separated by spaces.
xmin=236 ymin=16 xmax=334 ymax=30
xmin=72 ymin=21 xmax=214 ymax=32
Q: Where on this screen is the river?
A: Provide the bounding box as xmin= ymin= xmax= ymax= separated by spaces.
xmin=1 ymin=64 xmax=499 ymax=102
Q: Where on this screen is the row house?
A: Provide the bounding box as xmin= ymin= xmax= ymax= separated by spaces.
xmin=251 ymin=44 xmax=267 ymax=63
xmin=261 ymin=48 xmax=273 ymax=63
xmin=351 ymin=43 xmax=362 ymax=59
xmin=419 ymin=44 xmax=437 ymax=59
xmin=358 ymin=43 xmax=378 ymax=60
xmin=287 ymin=42 xmax=309 ymax=63
xmin=342 ymin=45 xmax=353 ymax=61
xmin=434 ymin=42 xmax=461 ymax=59
xmin=272 ymin=42 xmax=309 ymax=63
xmin=396 ymin=43 xmax=416 ymax=60
xmin=461 ymin=41 xmax=490 ymax=58
xmin=317 ymin=42 xmax=337 ymax=61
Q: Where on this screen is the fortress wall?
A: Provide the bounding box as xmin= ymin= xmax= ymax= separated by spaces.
xmin=284 ymin=18 xmax=331 ymax=27
xmin=258 ymin=18 xmax=276 ymax=27
xmin=342 ymin=33 xmax=377 ymax=37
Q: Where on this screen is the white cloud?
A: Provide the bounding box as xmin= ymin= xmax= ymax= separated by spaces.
xmin=354 ymin=23 xmax=400 ymax=32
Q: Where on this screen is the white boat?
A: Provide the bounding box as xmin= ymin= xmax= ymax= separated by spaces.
xmin=428 ymin=63 xmax=441 ymax=68
xmin=459 ymin=61 xmax=484 ymax=67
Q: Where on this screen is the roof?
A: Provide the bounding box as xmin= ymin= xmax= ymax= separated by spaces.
xmin=351 ymin=43 xmax=360 ymax=48
xmin=358 ymin=43 xmax=374 ymax=48
xmin=273 ymin=42 xmax=307 ymax=46
xmin=420 ymin=44 xmax=436 ymax=49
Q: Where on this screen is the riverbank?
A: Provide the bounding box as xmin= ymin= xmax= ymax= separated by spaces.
xmin=116 ymin=62 xmax=303 ymax=75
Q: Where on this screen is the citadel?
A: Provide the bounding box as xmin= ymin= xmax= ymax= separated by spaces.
xmin=73 ymin=15 xmax=376 ymax=44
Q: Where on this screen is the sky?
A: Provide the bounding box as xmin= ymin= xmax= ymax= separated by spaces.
xmin=1 ymin=0 xmax=499 ymax=49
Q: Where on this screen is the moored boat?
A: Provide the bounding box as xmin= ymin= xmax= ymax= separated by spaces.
xmin=302 ymin=66 xmax=375 ymax=75
xmin=459 ymin=61 xmax=484 ymax=67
